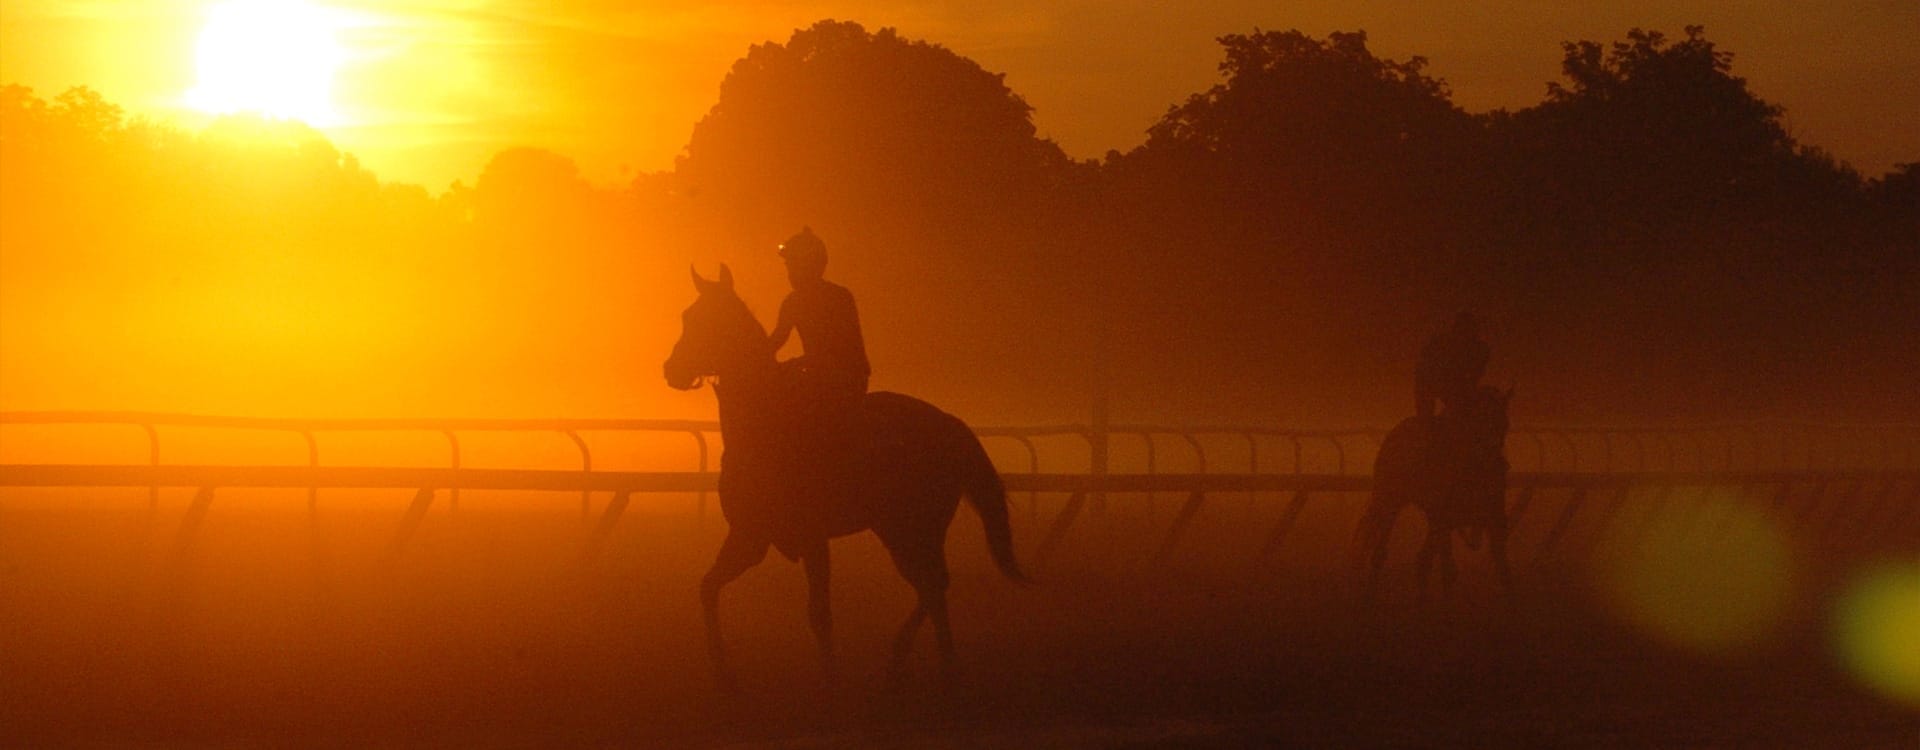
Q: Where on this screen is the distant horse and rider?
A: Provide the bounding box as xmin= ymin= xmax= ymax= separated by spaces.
xmin=663 ymin=228 xmax=1026 ymax=694
xmin=1354 ymin=312 xmax=1514 ymax=601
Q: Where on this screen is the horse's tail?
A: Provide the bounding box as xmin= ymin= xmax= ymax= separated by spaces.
xmin=960 ymin=435 xmax=1030 ymax=584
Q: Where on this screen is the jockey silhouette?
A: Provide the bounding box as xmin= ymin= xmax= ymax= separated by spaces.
xmin=769 ymin=227 xmax=870 ymax=406
xmin=763 ymin=227 xmax=869 ymax=545
xmin=1416 ymin=312 xmax=1490 ymax=418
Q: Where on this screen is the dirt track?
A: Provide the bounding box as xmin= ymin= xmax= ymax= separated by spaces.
xmin=3 ymin=488 xmax=1914 ymax=747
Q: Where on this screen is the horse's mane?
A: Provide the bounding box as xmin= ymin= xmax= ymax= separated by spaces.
xmin=708 ymin=288 xmax=771 ymax=347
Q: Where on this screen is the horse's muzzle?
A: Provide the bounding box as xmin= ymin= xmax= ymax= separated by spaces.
xmin=663 ymin=358 xmax=701 ymax=391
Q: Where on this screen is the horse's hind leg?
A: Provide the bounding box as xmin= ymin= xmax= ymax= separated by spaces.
xmin=880 ymin=524 xmax=953 ymax=687
xmin=701 ymin=530 xmax=769 ymax=694
xmin=801 ymin=541 xmax=835 ymax=683
xmin=1415 ymin=521 xmax=1445 ymax=603
xmin=1438 ymin=530 xmax=1459 ymax=597
xmin=922 ymin=580 xmax=955 ymax=685
xmin=1364 ymin=502 xmax=1403 ymax=601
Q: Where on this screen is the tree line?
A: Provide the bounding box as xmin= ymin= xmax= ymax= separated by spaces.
xmin=2 ymin=22 xmax=1913 ymax=422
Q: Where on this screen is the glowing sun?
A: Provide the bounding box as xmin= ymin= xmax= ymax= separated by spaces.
xmin=185 ymin=0 xmax=346 ymax=125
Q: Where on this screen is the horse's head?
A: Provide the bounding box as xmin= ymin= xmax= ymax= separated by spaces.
xmin=663 ymin=264 xmax=770 ymax=390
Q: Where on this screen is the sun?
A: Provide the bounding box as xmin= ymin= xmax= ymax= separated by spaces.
xmin=185 ymin=0 xmax=347 ymax=125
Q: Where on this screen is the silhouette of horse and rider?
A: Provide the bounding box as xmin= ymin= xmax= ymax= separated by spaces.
xmin=664 ymin=229 xmax=1508 ymax=691
xmin=663 ymin=228 xmax=1026 ymax=693
xmin=1356 ymin=312 xmax=1514 ymax=601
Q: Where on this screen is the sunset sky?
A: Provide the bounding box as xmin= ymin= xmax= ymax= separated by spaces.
xmin=4 ymin=1 xmax=1915 ymax=188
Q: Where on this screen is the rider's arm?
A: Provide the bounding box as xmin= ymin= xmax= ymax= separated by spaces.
xmin=769 ymin=297 xmax=795 ymax=353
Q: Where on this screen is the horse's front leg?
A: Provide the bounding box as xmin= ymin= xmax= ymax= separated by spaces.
xmin=1489 ymin=521 xmax=1514 ymax=601
xmin=887 ymin=604 xmax=926 ymax=687
xmin=1364 ymin=501 xmax=1403 ymax=602
xmin=701 ymin=529 xmax=769 ymax=695
xmin=801 ymin=541 xmax=835 ymax=684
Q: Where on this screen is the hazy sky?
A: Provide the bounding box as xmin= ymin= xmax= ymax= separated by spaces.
xmin=4 ymin=1 xmax=1916 ymax=187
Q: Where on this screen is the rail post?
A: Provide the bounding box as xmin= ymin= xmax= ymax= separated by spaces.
xmin=1033 ymin=490 xmax=1086 ymax=568
xmin=1013 ymin=435 xmax=1040 ymax=525
xmin=564 ymin=430 xmax=591 ymax=522
xmin=1243 ymin=433 xmax=1259 ymax=511
xmin=1120 ymin=431 xmax=1155 ymax=518
xmin=301 ymin=430 xmax=319 ymax=516
xmin=1533 ymin=485 xmax=1586 ymax=563
xmin=1258 ymin=489 xmax=1312 ymax=560
xmin=440 ymin=431 xmax=461 ymax=513
xmin=579 ymin=489 xmax=631 ymax=567
xmin=168 ymin=486 xmax=216 ymax=573
xmin=1145 ymin=432 xmax=1204 ymax=538
xmin=1155 ymin=490 xmax=1208 ymax=561
xmin=379 ymin=488 xmax=437 ymax=570
xmin=141 ymin=422 xmax=160 ymax=515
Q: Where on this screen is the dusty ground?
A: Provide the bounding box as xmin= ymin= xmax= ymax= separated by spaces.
xmin=3 ymin=487 xmax=1915 ymax=747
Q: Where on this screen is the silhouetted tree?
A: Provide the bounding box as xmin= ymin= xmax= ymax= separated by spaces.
xmin=1867 ymin=162 xmax=1919 ymax=226
xmin=672 ymin=20 xmax=1072 ymax=243
xmin=1100 ymin=30 xmax=1488 ymax=395
xmin=1497 ymin=26 xmax=1849 ymax=237
xmin=1479 ymin=27 xmax=1915 ymax=418
xmin=1134 ymin=30 xmax=1473 ymax=210
xmin=472 ymin=146 xmax=594 ymax=227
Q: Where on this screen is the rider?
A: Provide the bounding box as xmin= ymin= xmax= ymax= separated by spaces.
xmin=769 ymin=226 xmax=870 ymax=412
xmin=1415 ymin=311 xmax=1489 ymax=419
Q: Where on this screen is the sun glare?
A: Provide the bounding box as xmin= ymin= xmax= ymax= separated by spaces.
xmin=185 ymin=0 xmax=346 ymax=126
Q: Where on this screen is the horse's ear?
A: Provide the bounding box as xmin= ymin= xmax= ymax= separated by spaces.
xmin=690 ymin=264 xmax=709 ymax=292
xmin=1502 ymin=385 xmax=1516 ymax=403
xmin=717 ymin=263 xmax=734 ymax=291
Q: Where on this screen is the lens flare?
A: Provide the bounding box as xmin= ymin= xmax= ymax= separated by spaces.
xmin=1591 ymin=488 xmax=1797 ymax=656
xmin=1832 ymin=561 xmax=1920 ymax=708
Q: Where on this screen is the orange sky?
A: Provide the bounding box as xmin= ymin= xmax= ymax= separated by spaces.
xmin=3 ymin=1 xmax=1916 ymax=188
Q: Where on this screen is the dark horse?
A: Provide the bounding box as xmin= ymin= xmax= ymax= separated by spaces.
xmin=663 ymin=265 xmax=1026 ymax=692
xmin=1354 ymin=385 xmax=1514 ymax=600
